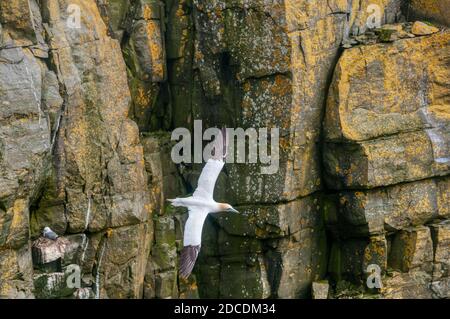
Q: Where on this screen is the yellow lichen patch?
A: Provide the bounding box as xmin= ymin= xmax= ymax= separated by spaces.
xmin=0 ymin=250 xmax=18 ymax=281
xmin=411 ymin=0 xmax=440 ymax=14
xmin=142 ymin=5 xmax=154 ymax=20
xmin=106 ymin=228 xmax=113 ymax=238
xmin=270 ymin=75 xmax=291 ymax=97
xmin=428 ymin=104 xmax=450 ymax=119
xmin=4 ymin=199 xmax=29 ymax=248
xmin=9 ymin=199 xmax=27 ymax=229
xmin=146 ymin=21 xmax=165 ymax=80
xmin=326 ymin=31 xmax=450 ymax=143
xmin=175 ymin=8 xmax=183 ymax=18
xmin=136 ymin=86 xmax=150 ymax=107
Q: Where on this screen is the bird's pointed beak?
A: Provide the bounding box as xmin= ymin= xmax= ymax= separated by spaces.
xmin=230 ymin=208 xmax=239 ymax=214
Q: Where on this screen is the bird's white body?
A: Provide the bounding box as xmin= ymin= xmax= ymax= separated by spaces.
xmin=171 ymin=197 xmax=224 ymax=246
xmin=170 ymin=197 xmax=222 ymax=212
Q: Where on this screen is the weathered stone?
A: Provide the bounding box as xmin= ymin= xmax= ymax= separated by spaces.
xmin=73 ymin=287 xmax=94 ymax=299
xmin=333 ymin=280 xmax=367 ymax=299
xmin=430 ymin=221 xmax=450 ymax=298
xmin=60 ymin=234 xmax=88 ymax=266
xmin=411 ymin=21 xmax=440 ymax=35
xmin=141 ymin=134 xmax=186 ymax=212
xmin=159 ymin=0 xmax=407 ymax=299
xmin=213 ymin=195 xmax=323 ymax=239
xmin=41 ymin=0 xmax=152 ymax=235
xmin=0 ymin=0 xmax=40 ymax=46
xmin=0 ymin=46 xmax=50 ymax=203
xmin=324 ymin=32 xmax=448 ymax=143
xmin=329 ymin=235 xmax=387 ymax=283
xmin=430 ymin=221 xmax=450 ymax=280
xmin=120 ymin=0 xmax=167 ymax=131
xmin=331 ymin=177 xmax=449 ymax=236
xmin=30 ymin=170 xmax=66 ymax=239
xmin=377 ymin=28 xmax=396 ymax=42
xmin=192 ymin=196 xmax=327 ymax=299
xmin=0 ymin=244 xmax=34 ymax=298
xmin=408 ymin=0 xmax=450 ymax=26
xmin=32 ymin=237 xmax=68 ymax=265
xmin=166 ymin=0 xmax=192 ymax=60
xmin=0 ymin=1 xmax=155 ymax=300
xmin=155 ymin=270 xmax=178 ymax=299
xmin=1 ymin=199 xmax=30 ymax=249
xmin=101 ymin=0 xmax=130 ymax=39
xmin=0 ymin=6 xmax=54 ymax=296
xmin=195 ymin=218 xmax=221 ymax=298
xmin=141 ymin=133 xmax=191 ymax=298
xmin=389 ymin=226 xmax=434 ymax=274
xmin=143 ymin=258 xmax=156 ymax=299
xmin=173 ymin=0 xmax=364 ymax=203
xmin=178 ymin=275 xmax=200 ymax=299
xmin=382 ymin=271 xmax=433 ymax=299
xmin=345 ymin=0 xmax=403 ymax=36
xmin=215 ymin=254 xmax=270 ymax=299
xmin=431 ymin=277 xmax=450 ymax=299
xmin=95 ymin=224 xmax=152 ymax=299
xmin=312 ymin=281 xmax=330 ymax=299
xmin=125 ymin=19 xmax=166 ymax=82
xmin=266 ymin=230 xmax=327 ymax=298
xmin=325 ymin=131 xmax=449 ymax=190
xmin=151 ymin=216 xmax=177 ymax=272
xmin=33 ymin=271 xmax=78 ymax=299
xmin=41 ymin=70 xmax=64 ymax=124
xmin=324 ymin=31 xmax=450 ymax=189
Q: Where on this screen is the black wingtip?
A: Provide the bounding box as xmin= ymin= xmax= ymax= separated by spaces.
xmin=179 ymin=245 xmax=200 ymax=279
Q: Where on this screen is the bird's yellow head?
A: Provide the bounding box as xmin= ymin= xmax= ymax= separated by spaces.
xmin=219 ymin=203 xmax=239 ymax=213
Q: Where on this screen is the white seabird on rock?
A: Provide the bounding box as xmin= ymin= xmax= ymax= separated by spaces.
xmin=168 ymin=128 xmax=238 ymax=279
xmin=42 ymin=226 xmax=59 ymax=240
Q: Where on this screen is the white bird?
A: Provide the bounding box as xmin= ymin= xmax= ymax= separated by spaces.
xmin=168 ymin=128 xmax=238 ymax=279
xmin=43 ymin=226 xmax=59 ymax=240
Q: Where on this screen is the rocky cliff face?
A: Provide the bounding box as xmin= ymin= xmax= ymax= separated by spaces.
xmin=0 ymin=0 xmax=448 ymax=299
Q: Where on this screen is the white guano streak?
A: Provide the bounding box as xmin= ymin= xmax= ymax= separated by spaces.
xmin=95 ymin=241 xmax=107 ymax=300
xmin=420 ymin=108 xmax=450 ymax=164
xmin=24 ymin=63 xmax=43 ymax=127
xmin=84 ymin=196 xmax=92 ymax=231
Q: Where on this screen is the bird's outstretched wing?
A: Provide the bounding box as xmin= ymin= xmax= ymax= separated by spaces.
xmin=180 ymin=207 xmax=209 ymax=278
xmin=193 ymin=128 xmax=228 ymax=200
xmin=193 ymin=159 xmax=225 ymax=199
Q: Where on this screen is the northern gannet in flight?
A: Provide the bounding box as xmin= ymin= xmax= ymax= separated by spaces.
xmin=168 ymin=129 xmax=238 ymax=279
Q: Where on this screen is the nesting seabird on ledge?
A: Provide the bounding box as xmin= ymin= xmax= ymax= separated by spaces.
xmin=168 ymin=128 xmax=238 ymax=279
xmin=42 ymin=227 xmax=59 ymax=240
